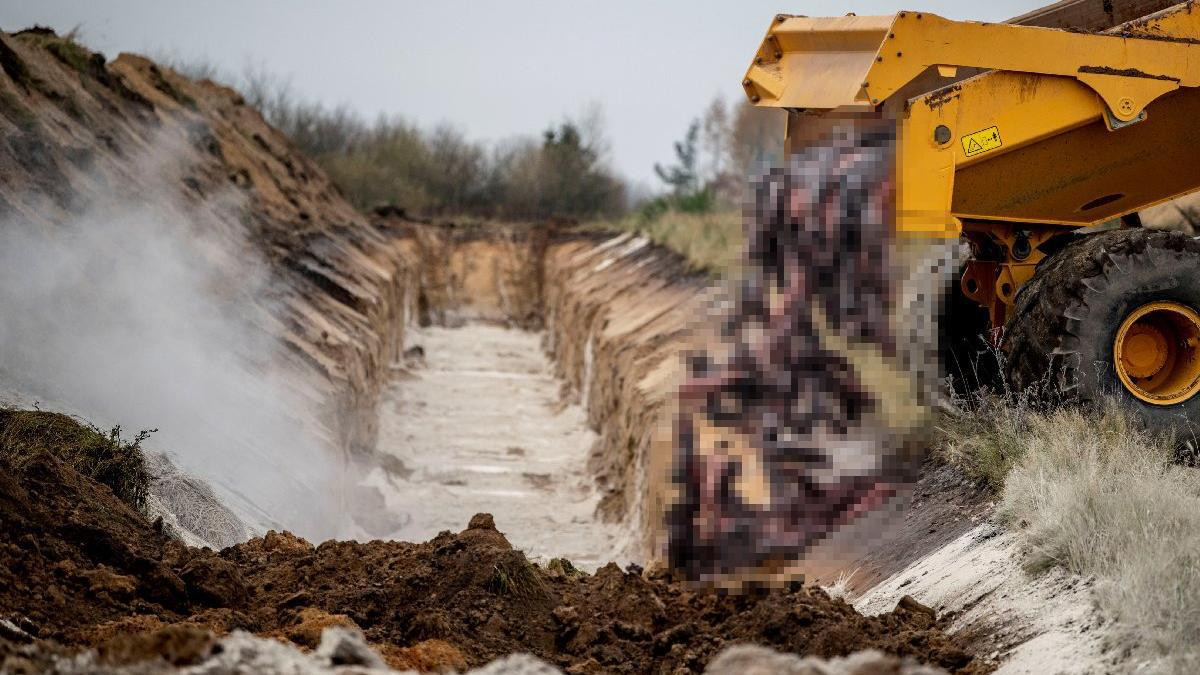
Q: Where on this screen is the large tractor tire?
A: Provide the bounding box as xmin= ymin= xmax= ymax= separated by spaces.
xmin=1004 ymin=228 xmax=1200 ymax=438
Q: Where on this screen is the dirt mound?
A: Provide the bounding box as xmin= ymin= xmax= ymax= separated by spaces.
xmin=0 ymin=409 xmax=982 ymax=673
xmin=218 ymin=516 xmax=979 ymax=673
xmin=0 ymin=414 xmax=194 ymax=646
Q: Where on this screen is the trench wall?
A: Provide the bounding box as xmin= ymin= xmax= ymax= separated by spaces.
xmin=0 ymin=28 xmax=710 ymax=554
xmin=389 ymin=222 xmax=708 ymax=558
xmin=0 ymin=29 xmax=422 ymax=487
xmin=541 ymin=234 xmax=707 ymax=555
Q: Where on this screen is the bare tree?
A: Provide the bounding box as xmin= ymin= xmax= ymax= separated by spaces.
xmin=730 ymin=102 xmax=786 ymax=177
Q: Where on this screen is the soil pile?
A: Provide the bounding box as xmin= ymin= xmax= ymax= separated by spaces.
xmin=0 ymin=411 xmax=213 ymax=645
xmin=219 ymin=515 xmax=978 ymax=673
xmin=0 ymin=410 xmax=981 ymax=674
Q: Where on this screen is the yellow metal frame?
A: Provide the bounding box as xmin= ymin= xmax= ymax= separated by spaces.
xmin=958 ymin=224 xmax=1057 ymax=327
xmin=746 ymin=12 xmax=1194 ymax=123
xmin=745 ymin=3 xmax=1200 ymax=323
xmin=746 ymin=5 xmax=1200 ymax=236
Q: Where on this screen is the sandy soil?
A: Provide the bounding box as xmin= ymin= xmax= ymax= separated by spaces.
xmin=366 ymin=323 xmax=630 ymax=570
xmin=855 ymin=522 xmax=1117 ymax=674
xmin=801 ymin=460 xmax=994 ymax=591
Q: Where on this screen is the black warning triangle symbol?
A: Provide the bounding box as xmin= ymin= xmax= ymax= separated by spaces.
xmin=967 ymin=138 xmax=983 ymax=153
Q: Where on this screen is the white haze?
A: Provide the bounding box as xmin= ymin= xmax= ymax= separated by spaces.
xmin=0 ymin=138 xmax=347 ymax=542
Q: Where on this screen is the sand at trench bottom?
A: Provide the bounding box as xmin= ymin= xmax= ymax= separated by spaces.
xmin=368 ymin=323 xmax=631 ymax=570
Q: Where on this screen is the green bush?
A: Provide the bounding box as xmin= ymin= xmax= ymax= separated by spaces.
xmin=673 ymin=188 xmax=714 ymax=214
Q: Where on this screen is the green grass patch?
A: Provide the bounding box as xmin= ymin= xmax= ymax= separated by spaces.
xmin=14 ymin=28 xmax=110 ymax=88
xmin=934 ymin=393 xmax=1041 ymax=491
xmin=43 ymin=37 xmax=96 ymax=76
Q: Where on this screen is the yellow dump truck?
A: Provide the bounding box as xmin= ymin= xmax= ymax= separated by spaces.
xmin=742 ymin=1 xmax=1200 ymax=433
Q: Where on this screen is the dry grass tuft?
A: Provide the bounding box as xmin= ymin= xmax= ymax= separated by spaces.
xmin=934 ymin=385 xmax=1063 ymax=491
xmin=488 ymin=551 xmax=550 ymax=601
xmin=593 ymin=207 xmax=742 ymax=276
xmin=821 ymin=567 xmax=859 ymax=601
xmin=994 ymin=402 xmax=1200 ymax=670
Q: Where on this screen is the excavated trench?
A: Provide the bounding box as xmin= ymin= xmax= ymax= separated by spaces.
xmin=0 ymin=217 xmax=985 ymax=674
xmin=365 ymin=223 xmax=707 ymax=566
xmin=369 ymin=322 xmax=628 ymax=568
xmin=0 ymin=32 xmax=998 ymax=672
xmin=372 ymin=226 xmax=1112 ymax=674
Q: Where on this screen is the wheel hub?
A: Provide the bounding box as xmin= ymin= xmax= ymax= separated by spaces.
xmin=1120 ymin=325 xmax=1168 ymax=378
xmin=1114 ymin=301 xmax=1200 ymax=405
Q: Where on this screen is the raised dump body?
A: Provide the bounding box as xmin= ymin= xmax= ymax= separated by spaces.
xmin=734 ymin=2 xmax=1200 ymax=446
xmin=744 ymin=5 xmax=1200 ymax=231
xmin=744 ymin=2 xmax=1200 ymax=326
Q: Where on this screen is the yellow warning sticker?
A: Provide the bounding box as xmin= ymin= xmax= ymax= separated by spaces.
xmin=961 ymin=126 xmax=1002 ymax=157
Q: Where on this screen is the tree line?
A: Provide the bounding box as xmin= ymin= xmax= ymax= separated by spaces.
xmin=175 ymin=61 xmax=783 ymax=221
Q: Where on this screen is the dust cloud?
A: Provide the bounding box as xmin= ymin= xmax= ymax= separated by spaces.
xmin=0 ymin=139 xmax=346 ymax=542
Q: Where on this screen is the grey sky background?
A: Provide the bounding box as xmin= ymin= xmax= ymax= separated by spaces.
xmin=1 ymin=1 xmax=1042 ymax=187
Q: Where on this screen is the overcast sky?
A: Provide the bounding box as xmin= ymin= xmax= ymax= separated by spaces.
xmin=1 ymin=1 xmax=1042 ymax=187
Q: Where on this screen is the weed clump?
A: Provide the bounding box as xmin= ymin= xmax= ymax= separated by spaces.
xmin=935 ymin=391 xmax=1040 ymax=491
xmin=935 ymin=348 xmax=1065 ymax=492
xmin=487 ymin=551 xmax=549 ymax=601
xmin=44 ymin=38 xmax=98 ymax=76
xmin=13 ymin=28 xmax=103 ymax=79
xmin=0 ymin=408 xmax=154 ymax=512
xmin=545 ymin=557 xmax=586 ymax=579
